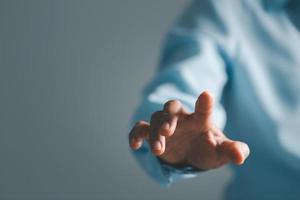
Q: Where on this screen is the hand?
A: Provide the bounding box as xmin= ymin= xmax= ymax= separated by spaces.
xmin=129 ymin=91 xmax=250 ymax=170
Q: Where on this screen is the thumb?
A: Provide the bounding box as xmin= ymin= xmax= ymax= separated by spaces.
xmin=194 ymin=91 xmax=214 ymax=132
xmin=218 ymin=140 xmax=250 ymax=165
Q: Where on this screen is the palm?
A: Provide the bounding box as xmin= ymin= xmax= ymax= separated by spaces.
xmin=160 ymin=113 xmax=234 ymax=169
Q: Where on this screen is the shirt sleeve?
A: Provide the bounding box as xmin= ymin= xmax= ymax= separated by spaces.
xmin=129 ymin=0 xmax=235 ymax=187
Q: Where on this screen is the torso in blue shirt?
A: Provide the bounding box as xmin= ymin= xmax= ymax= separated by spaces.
xmin=223 ymin=0 xmax=300 ymax=199
xmin=131 ymin=0 xmax=300 ymax=199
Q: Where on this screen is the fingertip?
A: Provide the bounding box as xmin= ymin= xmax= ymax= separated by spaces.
xmin=241 ymin=142 xmax=250 ymax=161
xmin=153 ymin=149 xmax=164 ymax=156
xmin=231 ymin=142 xmax=250 ymax=165
xmin=195 ymin=90 xmax=214 ymax=114
xmin=200 ymin=90 xmax=214 ymax=101
xmin=234 ymin=152 xmax=245 ymax=165
xmin=151 ymin=141 xmax=161 ymax=155
xmin=163 ymin=100 xmax=182 ymax=114
xmin=151 ymin=140 xmax=165 ymax=156
xmin=130 ymin=137 xmax=142 ymax=150
xmin=202 ymin=90 xmax=212 ymax=96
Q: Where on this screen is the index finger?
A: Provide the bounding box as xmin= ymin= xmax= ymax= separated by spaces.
xmin=194 ymin=91 xmax=214 ymax=132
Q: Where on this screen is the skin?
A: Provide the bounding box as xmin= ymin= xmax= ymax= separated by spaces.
xmin=129 ymin=91 xmax=250 ymax=170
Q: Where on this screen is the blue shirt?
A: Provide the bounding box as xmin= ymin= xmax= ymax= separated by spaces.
xmin=130 ymin=0 xmax=300 ymax=199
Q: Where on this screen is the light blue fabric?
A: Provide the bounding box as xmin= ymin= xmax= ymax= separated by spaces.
xmin=130 ymin=0 xmax=300 ymax=199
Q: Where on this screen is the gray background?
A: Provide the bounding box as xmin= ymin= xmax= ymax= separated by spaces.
xmin=0 ymin=0 xmax=231 ymax=199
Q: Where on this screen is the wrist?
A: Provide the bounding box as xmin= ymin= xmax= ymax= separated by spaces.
xmin=158 ymin=156 xmax=204 ymax=172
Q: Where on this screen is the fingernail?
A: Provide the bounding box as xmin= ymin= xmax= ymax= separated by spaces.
xmin=153 ymin=141 xmax=161 ymax=150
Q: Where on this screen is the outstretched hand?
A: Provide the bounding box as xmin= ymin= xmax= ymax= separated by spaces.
xmin=129 ymin=91 xmax=250 ymax=170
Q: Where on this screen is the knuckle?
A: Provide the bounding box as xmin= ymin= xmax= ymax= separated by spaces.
xmin=201 ymin=131 xmax=216 ymax=145
xmin=202 ymin=130 xmax=213 ymax=138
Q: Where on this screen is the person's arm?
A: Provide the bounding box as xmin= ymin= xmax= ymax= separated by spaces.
xmin=129 ymin=0 xmax=247 ymax=186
